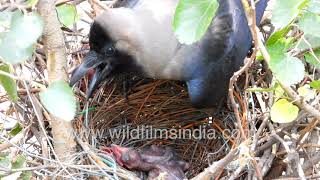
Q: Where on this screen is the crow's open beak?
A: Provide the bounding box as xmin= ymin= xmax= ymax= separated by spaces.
xmin=70 ymin=51 xmax=113 ymax=98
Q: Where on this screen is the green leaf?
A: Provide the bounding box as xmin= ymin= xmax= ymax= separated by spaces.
xmin=304 ymin=49 xmax=320 ymax=68
xmin=56 ymin=4 xmax=79 ymax=27
xmin=298 ymin=85 xmax=316 ymax=101
xmin=298 ymin=34 xmax=320 ymax=50
xmin=11 ymin=155 xmax=26 ymax=169
xmin=20 ymin=171 xmax=32 ymax=180
xmin=274 ymin=83 xmax=285 ymax=100
xmin=298 ymin=12 xmax=320 ymax=37
xmin=0 ymin=38 xmax=36 ymax=64
xmin=40 ymin=80 xmax=76 ymax=121
xmin=26 ymin=0 xmax=39 ymax=7
xmin=256 ymin=51 xmax=264 ymax=61
xmin=173 ymin=0 xmax=219 ymax=44
xmin=307 ymin=0 xmax=320 ymax=14
xmin=0 ymin=153 xmax=10 ymax=169
xmin=271 ymin=0 xmax=305 ymax=30
xmin=267 ymin=25 xmax=291 ymax=46
xmin=0 ymin=11 xmax=13 ymax=28
xmin=310 ymin=80 xmax=320 ymax=89
xmin=270 ymin=55 xmax=305 ymax=86
xmin=9 ymin=123 xmax=22 ymax=136
xmin=271 ymin=99 xmax=299 ymax=123
xmin=0 ymin=64 xmax=18 ymax=102
xmin=267 ymin=38 xmax=305 ymax=86
xmin=10 ymin=11 xmax=43 ymax=48
xmin=0 ymin=11 xmax=43 ymax=64
xmin=268 ymin=37 xmax=294 ymax=54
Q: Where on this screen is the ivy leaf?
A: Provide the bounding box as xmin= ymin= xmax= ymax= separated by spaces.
xmin=307 ymin=0 xmax=320 ymax=14
xmin=270 ymin=55 xmax=305 ymax=86
xmin=271 ymin=0 xmax=306 ymax=30
xmin=268 ymin=38 xmax=305 ymax=86
xmin=267 ymin=37 xmax=293 ymax=54
xmin=11 ymin=155 xmax=26 ymax=169
xmin=298 ymin=34 xmax=320 ymax=50
xmin=0 ymin=153 xmax=10 ymax=168
xmin=10 ymin=11 xmax=43 ymax=48
xmin=267 ymin=25 xmax=291 ymax=46
xmin=0 ymin=64 xmax=18 ymax=102
xmin=0 ymin=37 xmax=35 ymax=64
xmin=40 ymin=80 xmax=76 ymax=121
xmin=0 ymin=11 xmax=13 ymax=28
xmin=26 ymin=0 xmax=39 ymax=7
xmin=9 ymin=123 xmax=22 ymax=136
xmin=310 ymin=80 xmax=320 ymax=90
xmin=298 ymin=85 xmax=316 ymax=101
xmin=56 ymin=4 xmax=79 ymax=27
xmin=173 ymin=0 xmax=219 ymax=44
xmin=20 ymin=171 xmax=32 ymax=180
xmin=304 ymin=49 xmax=320 ymax=68
xmin=274 ymin=83 xmax=285 ymax=100
xmin=271 ymin=99 xmax=299 ymax=123
xmin=298 ymin=12 xmax=320 ymax=37
xmin=0 ymin=11 xmax=43 ymax=64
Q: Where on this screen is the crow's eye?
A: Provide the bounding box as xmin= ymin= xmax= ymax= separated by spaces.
xmin=104 ymin=46 xmax=115 ymax=56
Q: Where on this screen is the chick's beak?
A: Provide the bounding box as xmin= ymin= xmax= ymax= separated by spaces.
xmin=111 ymin=144 xmax=131 ymax=166
xmin=70 ymin=51 xmax=113 ymax=98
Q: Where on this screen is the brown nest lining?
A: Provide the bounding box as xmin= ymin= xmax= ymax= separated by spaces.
xmin=73 ymin=78 xmax=237 ymax=177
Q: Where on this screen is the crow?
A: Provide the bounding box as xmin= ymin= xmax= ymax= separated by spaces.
xmin=70 ymin=0 xmax=269 ymax=108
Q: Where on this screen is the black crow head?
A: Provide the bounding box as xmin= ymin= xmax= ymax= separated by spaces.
xmin=70 ymin=4 xmax=179 ymax=98
xmin=70 ymin=10 xmax=146 ymax=98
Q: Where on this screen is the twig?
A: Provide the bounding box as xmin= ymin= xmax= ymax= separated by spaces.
xmin=191 ymin=148 xmax=237 ymax=180
xmin=269 ymin=123 xmax=306 ymax=180
xmin=0 ymin=127 xmax=29 ymax=152
xmin=76 ymin=137 xmax=140 ymax=180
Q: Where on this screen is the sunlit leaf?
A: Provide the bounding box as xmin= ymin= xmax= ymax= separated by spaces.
xmin=267 ymin=25 xmax=291 ymax=46
xmin=271 ymin=0 xmax=306 ymax=30
xmin=298 ymin=34 xmax=320 ymax=50
xmin=267 ymin=37 xmax=294 ymax=54
xmin=26 ymin=0 xmax=39 ymax=7
xmin=271 ymin=99 xmax=299 ymax=123
xmin=0 ymin=153 xmax=10 ymax=168
xmin=267 ymin=38 xmax=305 ymax=86
xmin=270 ymin=55 xmax=305 ymax=86
xmin=298 ymin=12 xmax=320 ymax=37
xmin=310 ymin=80 xmax=320 ymax=90
xmin=56 ymin=4 xmax=79 ymax=27
xmin=40 ymin=80 xmax=76 ymax=121
xmin=10 ymin=11 xmax=43 ymax=48
xmin=173 ymin=0 xmax=219 ymax=44
xmin=274 ymin=83 xmax=285 ymax=100
xmin=11 ymin=155 xmax=26 ymax=169
xmin=0 ymin=64 xmax=18 ymax=102
xmin=298 ymin=85 xmax=316 ymax=101
xmin=0 ymin=40 xmax=35 ymax=64
xmin=307 ymin=0 xmax=320 ymax=14
xmin=0 ymin=11 xmax=13 ymax=28
xmin=0 ymin=11 xmax=43 ymax=64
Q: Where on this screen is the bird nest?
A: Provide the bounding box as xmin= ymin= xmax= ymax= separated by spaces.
xmin=73 ymin=78 xmax=237 ymax=177
xmin=2 ymin=0 xmax=320 ymax=179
